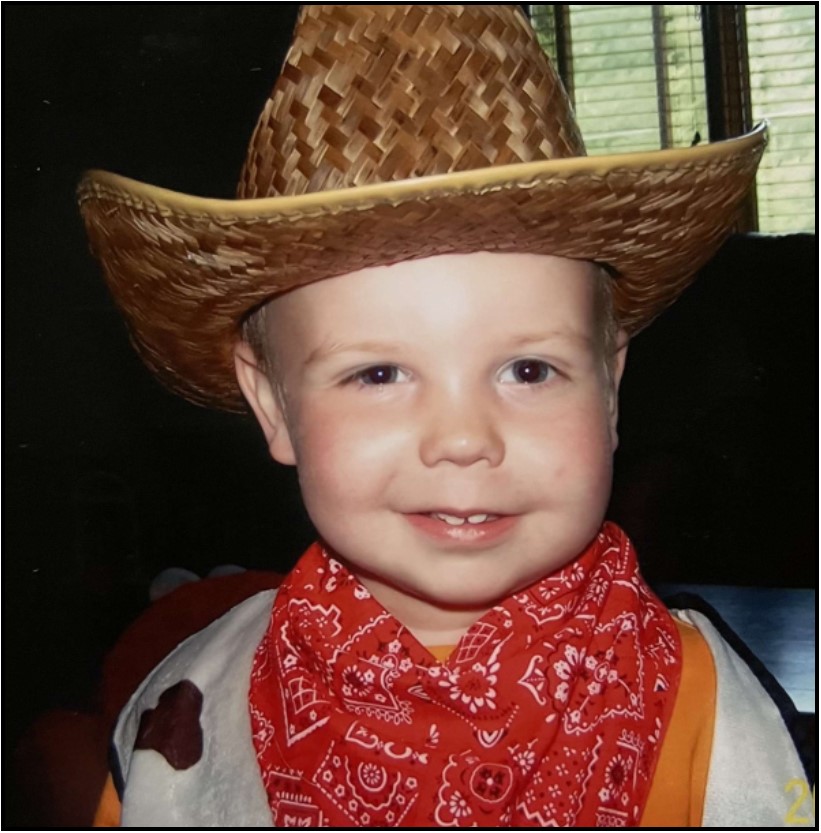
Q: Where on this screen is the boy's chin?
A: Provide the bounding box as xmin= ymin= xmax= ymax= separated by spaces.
xmin=397 ymin=571 xmax=549 ymax=614
xmin=351 ymin=565 xmax=504 ymax=617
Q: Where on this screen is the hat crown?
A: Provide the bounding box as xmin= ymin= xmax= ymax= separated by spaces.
xmin=237 ymin=4 xmax=585 ymax=199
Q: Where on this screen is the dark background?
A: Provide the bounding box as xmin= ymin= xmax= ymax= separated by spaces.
xmin=3 ymin=3 xmax=816 ymax=820
xmin=4 ymin=2 xmax=311 ymax=810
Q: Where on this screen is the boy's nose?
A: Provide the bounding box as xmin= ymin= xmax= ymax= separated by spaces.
xmin=418 ymin=389 xmax=505 ymax=468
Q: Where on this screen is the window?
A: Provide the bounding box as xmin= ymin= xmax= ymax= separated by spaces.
xmin=746 ymin=4 xmax=816 ymax=233
xmin=529 ymin=4 xmax=816 ymax=234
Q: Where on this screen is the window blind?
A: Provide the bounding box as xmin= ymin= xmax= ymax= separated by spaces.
xmin=746 ymin=4 xmax=815 ymax=233
xmin=529 ymin=4 xmax=816 ymax=234
xmin=530 ymin=5 xmax=707 ymax=153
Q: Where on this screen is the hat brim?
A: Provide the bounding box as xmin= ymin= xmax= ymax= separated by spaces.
xmin=78 ymin=124 xmax=767 ymax=411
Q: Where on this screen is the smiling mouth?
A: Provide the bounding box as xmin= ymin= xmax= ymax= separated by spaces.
xmin=428 ymin=512 xmax=500 ymax=526
xmin=407 ymin=510 xmax=518 ymax=546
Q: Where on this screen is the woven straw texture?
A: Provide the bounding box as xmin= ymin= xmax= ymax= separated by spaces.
xmin=78 ymin=5 xmax=767 ymax=411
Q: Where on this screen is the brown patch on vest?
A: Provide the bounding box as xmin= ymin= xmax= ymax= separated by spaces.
xmin=135 ymin=679 xmax=203 ymax=770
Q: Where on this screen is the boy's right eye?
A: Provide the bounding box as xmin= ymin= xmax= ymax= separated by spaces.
xmin=351 ymin=365 xmax=408 ymax=386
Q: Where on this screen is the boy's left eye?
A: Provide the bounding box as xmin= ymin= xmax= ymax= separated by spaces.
xmin=499 ymin=359 xmax=554 ymax=385
xmin=352 ymin=365 xmax=409 ymax=386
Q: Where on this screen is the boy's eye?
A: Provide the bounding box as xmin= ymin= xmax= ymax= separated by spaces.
xmin=354 ymin=365 xmax=407 ymax=386
xmin=499 ymin=359 xmax=553 ymax=385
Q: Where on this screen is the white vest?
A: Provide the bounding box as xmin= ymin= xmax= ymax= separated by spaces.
xmin=112 ymin=594 xmax=807 ymax=827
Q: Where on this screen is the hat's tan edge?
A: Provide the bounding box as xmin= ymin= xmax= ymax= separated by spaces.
xmin=79 ymin=123 xmax=767 ymax=222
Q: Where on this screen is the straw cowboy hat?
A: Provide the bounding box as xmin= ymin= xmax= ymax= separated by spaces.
xmin=78 ymin=4 xmax=767 ymax=411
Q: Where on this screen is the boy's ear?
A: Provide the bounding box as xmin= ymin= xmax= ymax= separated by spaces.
xmin=233 ymin=341 xmax=297 ymax=466
xmin=608 ymin=331 xmax=630 ymax=449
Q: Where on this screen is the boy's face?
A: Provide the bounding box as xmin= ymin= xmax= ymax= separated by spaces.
xmin=236 ymin=253 xmax=627 ymax=640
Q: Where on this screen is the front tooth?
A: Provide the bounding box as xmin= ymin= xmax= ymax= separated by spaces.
xmin=435 ymin=513 xmax=466 ymax=526
xmin=467 ymin=514 xmax=488 ymax=524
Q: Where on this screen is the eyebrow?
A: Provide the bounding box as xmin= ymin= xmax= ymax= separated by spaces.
xmin=302 ymin=339 xmax=408 ymax=368
xmin=303 ymin=331 xmax=596 ymax=367
xmin=507 ymin=331 xmax=595 ymax=349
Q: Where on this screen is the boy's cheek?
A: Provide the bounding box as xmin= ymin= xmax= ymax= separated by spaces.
xmin=292 ymin=414 xmax=399 ymax=486
xmin=546 ymin=411 xmax=616 ymax=492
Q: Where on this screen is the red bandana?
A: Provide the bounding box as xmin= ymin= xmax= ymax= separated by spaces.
xmin=249 ymin=522 xmax=681 ymax=827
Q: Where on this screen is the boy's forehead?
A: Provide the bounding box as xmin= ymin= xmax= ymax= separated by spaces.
xmin=264 ymin=252 xmax=604 ymax=349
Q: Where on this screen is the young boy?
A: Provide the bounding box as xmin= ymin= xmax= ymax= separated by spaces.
xmin=79 ymin=6 xmax=805 ymax=827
